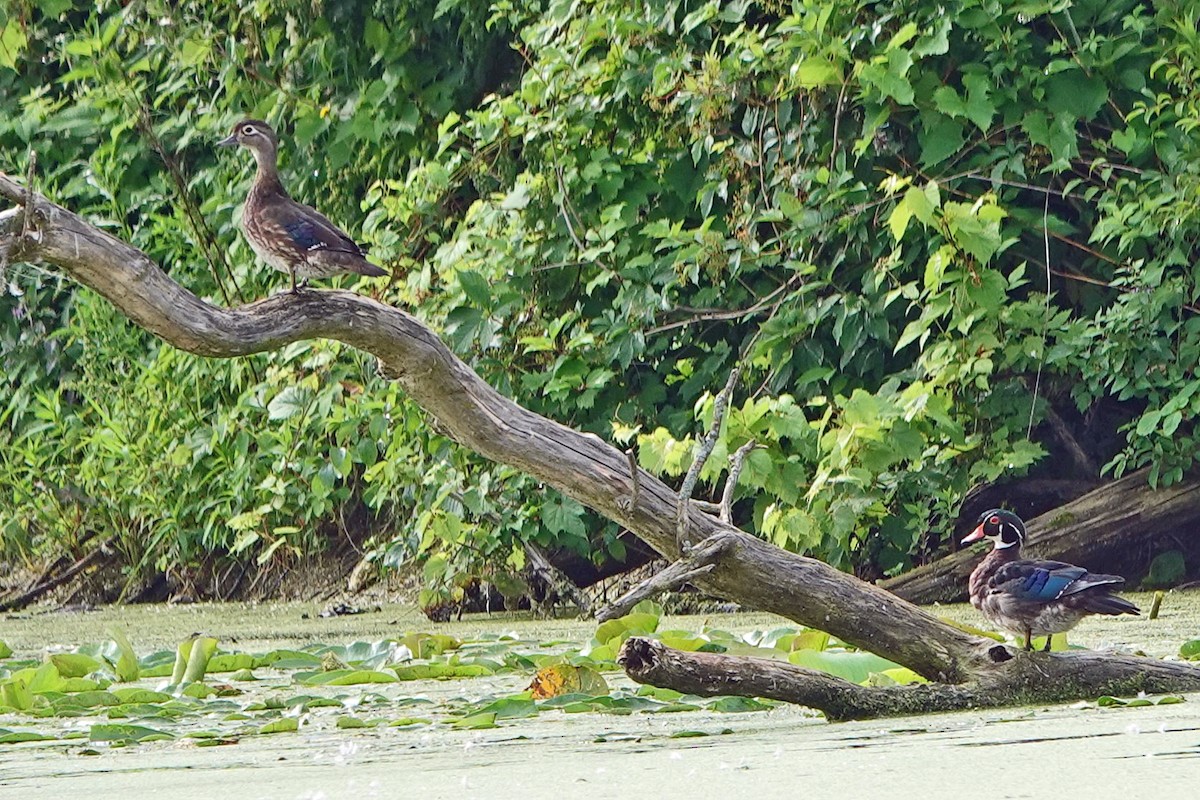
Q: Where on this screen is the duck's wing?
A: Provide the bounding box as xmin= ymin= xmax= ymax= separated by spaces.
xmin=989 ymin=560 xmax=1103 ymax=601
xmin=262 ymin=197 xmax=366 ymax=258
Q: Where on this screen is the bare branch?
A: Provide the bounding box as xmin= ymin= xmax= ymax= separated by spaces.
xmin=676 ymin=364 xmax=742 ymax=550
xmin=720 ymin=440 xmax=757 ymax=523
xmin=595 ymin=533 xmax=734 ymax=622
xmin=0 ymin=536 xmax=117 ymax=612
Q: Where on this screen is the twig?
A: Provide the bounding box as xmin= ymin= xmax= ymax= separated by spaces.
xmin=646 ymin=272 xmax=803 ymax=335
xmin=1027 ymin=186 xmax=1052 ymax=439
xmin=21 ymin=149 xmax=36 ymax=240
xmin=135 ymin=109 xmax=244 ymax=307
xmin=595 ymin=533 xmax=734 ymax=622
xmin=829 ymin=79 xmax=848 ymax=171
xmin=720 ymin=440 xmax=758 ymax=523
xmin=1040 ymin=401 xmax=1097 ymax=476
xmin=676 ymin=365 xmax=742 ymax=550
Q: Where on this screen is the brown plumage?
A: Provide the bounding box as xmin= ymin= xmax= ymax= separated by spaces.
xmin=217 ymin=119 xmax=387 ymax=292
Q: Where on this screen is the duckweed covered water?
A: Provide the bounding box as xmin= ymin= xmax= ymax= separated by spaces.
xmin=1 ymin=591 xmax=1197 ymax=800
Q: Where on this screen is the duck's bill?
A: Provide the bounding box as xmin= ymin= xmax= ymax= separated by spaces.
xmin=216 ymin=134 xmax=238 ymax=147
xmin=960 ymin=524 xmax=986 ymax=545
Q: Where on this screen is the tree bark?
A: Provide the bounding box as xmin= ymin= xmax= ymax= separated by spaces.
xmin=618 ymin=637 xmax=1200 ymax=722
xmin=883 ymin=471 xmax=1200 ymax=604
xmin=5 ymin=173 xmax=1200 ymax=719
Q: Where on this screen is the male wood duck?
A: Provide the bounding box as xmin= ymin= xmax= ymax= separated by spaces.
xmin=217 ymin=119 xmax=387 ymax=292
xmin=962 ymin=509 xmax=1139 ymax=651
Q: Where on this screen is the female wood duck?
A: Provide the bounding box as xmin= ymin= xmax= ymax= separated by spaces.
xmin=962 ymin=509 xmax=1139 ymax=651
xmin=217 ymin=119 xmax=387 ymax=292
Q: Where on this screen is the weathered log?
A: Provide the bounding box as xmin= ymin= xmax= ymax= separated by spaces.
xmin=0 ymin=536 xmax=116 ymax=612
xmin=0 ymin=173 xmax=987 ymax=683
xmin=883 ymin=471 xmax=1200 ymax=604
xmin=5 ymin=172 xmax=1200 ymax=719
xmin=618 ymin=637 xmax=1200 ymax=721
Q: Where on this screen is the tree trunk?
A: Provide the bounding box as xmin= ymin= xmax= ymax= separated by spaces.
xmin=883 ymin=471 xmax=1200 ymax=604
xmin=4 ymin=174 xmax=1200 ymax=720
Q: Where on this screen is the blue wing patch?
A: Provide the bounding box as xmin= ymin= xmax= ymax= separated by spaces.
xmin=1015 ymin=566 xmax=1084 ymax=600
xmin=283 ymin=219 xmax=325 ymax=251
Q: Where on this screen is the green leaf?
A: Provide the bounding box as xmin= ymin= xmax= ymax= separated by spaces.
xmin=257 ymin=718 xmax=299 ymax=735
xmin=451 ymin=711 xmax=498 ymax=729
xmin=787 ymin=649 xmax=903 ymax=684
xmin=0 ymin=679 xmax=32 ymax=711
xmin=961 ymin=73 xmax=995 ymax=132
xmin=391 ymin=664 xmax=491 ymax=680
xmin=706 ymin=696 xmax=772 ymax=712
xmin=294 ymin=669 xmax=398 ymax=686
xmin=109 ymin=628 xmax=140 ymax=682
xmin=0 ymin=24 xmax=28 ymax=71
xmin=457 ymin=270 xmax=492 ymax=308
xmin=919 ymin=113 xmax=965 ymax=167
xmin=336 ymin=716 xmax=375 ymax=728
xmin=1044 ymin=70 xmax=1108 ymax=120
xmin=267 ymin=386 xmax=309 ymax=421
xmin=541 ymin=495 xmax=587 ymax=538
xmin=793 ymin=60 xmax=842 ymax=87
xmin=471 ymin=695 xmax=539 ymax=719
xmin=888 ymin=197 xmax=913 ymax=242
xmin=0 ymin=729 xmax=56 ymax=744
xmin=1143 ymin=550 xmax=1186 ymax=589
xmin=49 ymin=653 xmax=103 ymax=678
xmin=89 ymin=724 xmax=173 ymax=743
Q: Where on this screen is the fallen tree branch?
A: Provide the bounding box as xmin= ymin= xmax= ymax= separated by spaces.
xmin=0 ymin=536 xmax=117 ymax=612
xmin=618 ymin=637 xmax=1200 ymax=722
xmin=1 ymin=171 xmax=986 ymax=683
xmin=595 ymin=533 xmax=734 ymax=622
xmin=6 ymin=171 xmax=1199 ymax=712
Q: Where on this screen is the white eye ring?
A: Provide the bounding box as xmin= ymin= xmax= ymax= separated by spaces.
xmin=241 ymin=125 xmax=256 ymax=136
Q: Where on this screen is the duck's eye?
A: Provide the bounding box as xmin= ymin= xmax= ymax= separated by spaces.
xmin=989 ymin=515 xmax=1000 ymax=525
xmin=241 ymin=125 xmax=256 ymax=136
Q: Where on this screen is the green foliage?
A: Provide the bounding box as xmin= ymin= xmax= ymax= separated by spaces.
xmin=0 ymin=619 xmax=950 ymax=739
xmin=5 ymin=0 xmax=1200 ymax=590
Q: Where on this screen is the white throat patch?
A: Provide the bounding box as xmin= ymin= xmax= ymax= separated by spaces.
xmin=993 ymin=521 xmax=1022 ymax=549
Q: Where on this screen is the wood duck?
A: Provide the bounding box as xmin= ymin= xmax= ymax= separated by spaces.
xmin=962 ymin=509 xmax=1139 ymax=651
xmin=217 ymin=119 xmax=387 ymax=292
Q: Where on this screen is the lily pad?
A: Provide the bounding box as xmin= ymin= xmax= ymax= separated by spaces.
xmin=528 ymin=664 xmax=608 ymax=699
xmin=787 ymin=648 xmax=903 ymax=684
xmin=257 ymin=718 xmax=299 ymax=734
xmin=89 ymin=724 xmax=173 ymax=743
xmin=294 ymin=669 xmax=398 ymax=686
